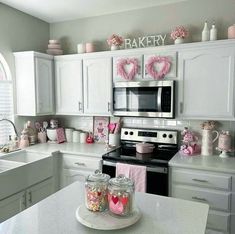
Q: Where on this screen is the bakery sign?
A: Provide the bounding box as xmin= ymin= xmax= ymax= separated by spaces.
xmin=124 ymin=34 xmax=166 ymax=49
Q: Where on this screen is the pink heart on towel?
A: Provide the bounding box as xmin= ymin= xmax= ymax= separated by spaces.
xmin=109 ymin=200 xmax=124 ymax=214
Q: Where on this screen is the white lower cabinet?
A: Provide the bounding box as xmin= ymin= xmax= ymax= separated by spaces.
xmin=170 ymin=167 xmax=234 ymax=234
xmin=0 ymin=177 xmax=54 ymax=223
xmin=60 ymin=153 xmax=101 ymax=188
xmin=0 ymin=191 xmax=26 ymax=222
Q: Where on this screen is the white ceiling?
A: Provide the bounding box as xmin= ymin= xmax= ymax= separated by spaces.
xmin=2 ymin=0 xmax=187 ymax=23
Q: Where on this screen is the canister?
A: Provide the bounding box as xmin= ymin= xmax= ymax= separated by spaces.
xmin=108 ymin=175 xmax=134 ymax=217
xmin=72 ymin=130 xmax=80 ymax=143
xmin=85 ymin=170 xmax=110 ymax=212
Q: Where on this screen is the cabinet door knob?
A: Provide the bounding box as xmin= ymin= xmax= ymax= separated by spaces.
xmin=74 ymin=162 xmax=86 ymax=166
xmin=192 ymin=178 xmax=208 ymax=183
xmin=192 ymin=196 xmax=207 ymax=202
xmin=22 ymin=193 xmax=26 ymax=209
xmin=78 ymin=102 xmax=82 ymax=111
xmin=28 ymin=191 xmax=32 ymax=204
xmin=180 ymin=102 xmax=183 ymax=114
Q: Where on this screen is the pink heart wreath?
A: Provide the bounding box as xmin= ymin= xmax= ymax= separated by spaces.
xmin=117 ymin=58 xmax=139 ymax=81
xmin=146 ymin=56 xmax=171 ymax=80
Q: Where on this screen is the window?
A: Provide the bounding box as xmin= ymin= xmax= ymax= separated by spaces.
xmin=0 ymin=54 xmax=13 ymax=145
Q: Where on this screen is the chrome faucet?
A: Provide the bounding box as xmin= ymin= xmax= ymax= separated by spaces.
xmin=0 ymin=118 xmax=18 ymax=137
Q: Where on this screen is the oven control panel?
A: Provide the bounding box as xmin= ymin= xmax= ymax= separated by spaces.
xmin=121 ymin=128 xmax=177 ymax=144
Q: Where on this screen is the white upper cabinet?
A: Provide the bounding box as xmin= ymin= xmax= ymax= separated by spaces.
xmin=83 ymin=57 xmax=112 ymax=116
xmin=178 ymin=44 xmax=235 ymax=120
xmin=55 ymin=58 xmax=83 ymax=115
xmin=14 ymin=51 xmax=54 ymax=116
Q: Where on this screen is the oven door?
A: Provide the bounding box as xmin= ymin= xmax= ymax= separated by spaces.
xmin=102 ymin=160 xmax=169 ymax=196
xmin=113 ymin=80 xmax=174 ymax=118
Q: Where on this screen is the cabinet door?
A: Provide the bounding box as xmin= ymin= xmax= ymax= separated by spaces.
xmin=26 ymin=177 xmax=54 ymax=207
xmin=0 ymin=191 xmax=25 ymax=222
xmin=55 ymin=59 xmax=83 ymax=114
xmin=178 ymin=46 xmax=235 ymax=120
xmin=35 ymin=57 xmax=54 ymax=115
xmin=61 ymin=168 xmax=91 ymax=188
xmin=83 ymin=57 xmax=112 ymax=115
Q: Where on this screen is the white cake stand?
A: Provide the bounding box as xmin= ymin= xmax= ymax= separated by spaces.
xmin=75 ymin=204 xmax=141 ymax=230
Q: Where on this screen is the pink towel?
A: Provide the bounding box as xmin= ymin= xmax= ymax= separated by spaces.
xmin=116 ymin=163 xmax=147 ymax=193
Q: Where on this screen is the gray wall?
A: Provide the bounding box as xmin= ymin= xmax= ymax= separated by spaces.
xmin=50 ymin=0 xmax=235 ymax=54
xmin=0 ymin=3 xmax=50 ymax=130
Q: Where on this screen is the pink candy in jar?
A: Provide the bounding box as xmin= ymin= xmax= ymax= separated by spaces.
xmin=85 ymin=170 xmax=110 ymax=212
xmin=108 ymin=175 xmax=134 ymax=217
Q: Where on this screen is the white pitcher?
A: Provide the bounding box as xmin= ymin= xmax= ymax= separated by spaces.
xmin=201 ymin=129 xmax=219 ymax=156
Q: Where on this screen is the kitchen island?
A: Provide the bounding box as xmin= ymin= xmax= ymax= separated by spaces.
xmin=0 ymin=181 xmax=208 ymax=234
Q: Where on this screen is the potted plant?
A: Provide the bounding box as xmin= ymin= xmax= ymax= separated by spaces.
xmin=170 ymin=26 xmax=189 ymax=44
xmin=107 ymin=34 xmax=124 ymax=50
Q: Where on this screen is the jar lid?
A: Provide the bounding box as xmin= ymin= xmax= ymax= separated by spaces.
xmin=109 ymin=175 xmax=134 ymax=188
xmin=86 ymin=170 xmax=110 ymax=183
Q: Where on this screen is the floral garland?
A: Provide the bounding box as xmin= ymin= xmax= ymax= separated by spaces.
xmin=116 ymin=58 xmax=139 ymax=81
xmin=146 ymin=56 xmax=171 ymax=80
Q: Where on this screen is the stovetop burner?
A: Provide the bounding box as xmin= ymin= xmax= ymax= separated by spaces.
xmin=102 ymin=128 xmax=178 ymax=167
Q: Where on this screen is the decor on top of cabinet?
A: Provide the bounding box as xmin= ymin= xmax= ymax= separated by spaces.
xmin=216 ymin=131 xmax=233 ymax=158
xmin=228 ymin=24 xmax=235 ymax=39
xmin=47 ymin=39 xmax=63 ymax=55
xmin=180 ymin=127 xmax=200 ymax=155
xmin=201 ymin=21 xmax=210 ymax=42
xmin=200 ymin=121 xmax=219 ymax=156
xmin=113 ymin=55 xmax=142 ymax=82
xmin=93 ymin=117 xmax=109 ymax=143
xmin=170 ymin=26 xmax=189 ymax=44
xmin=210 ymin=22 xmax=217 ymax=41
xmin=144 ymin=52 xmax=176 ymax=80
xmin=107 ymin=34 xmax=124 ymax=50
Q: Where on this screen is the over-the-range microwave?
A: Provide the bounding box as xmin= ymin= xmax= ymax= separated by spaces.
xmin=113 ymin=80 xmax=175 ymax=118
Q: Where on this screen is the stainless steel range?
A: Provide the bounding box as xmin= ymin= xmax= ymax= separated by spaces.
xmin=102 ymin=127 xmax=178 ymax=196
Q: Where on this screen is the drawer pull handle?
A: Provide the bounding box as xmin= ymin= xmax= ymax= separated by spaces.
xmin=75 ymin=162 xmax=86 ymax=166
xmin=192 ymin=179 xmax=208 ymax=183
xmin=192 ymin=196 xmax=207 ymax=202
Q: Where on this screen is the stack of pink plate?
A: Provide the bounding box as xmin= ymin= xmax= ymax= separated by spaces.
xmin=46 ymin=39 xmax=63 ymax=55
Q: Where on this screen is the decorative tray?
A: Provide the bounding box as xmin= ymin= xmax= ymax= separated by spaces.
xmin=75 ymin=205 xmax=141 ymax=230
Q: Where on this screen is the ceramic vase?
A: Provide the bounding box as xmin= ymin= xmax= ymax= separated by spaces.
xmin=201 ymin=129 xmax=219 ymax=156
xmin=174 ymin=38 xmax=184 ymax=44
xmin=110 ymin=45 xmax=120 ymax=51
xmin=228 ymin=24 xmax=235 ymax=39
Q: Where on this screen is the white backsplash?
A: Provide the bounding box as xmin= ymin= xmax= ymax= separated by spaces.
xmin=16 ymin=115 xmax=235 ymax=151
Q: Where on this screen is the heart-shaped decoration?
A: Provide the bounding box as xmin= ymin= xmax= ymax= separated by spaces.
xmin=97 ymin=191 xmax=102 ymax=196
xmin=111 ymin=195 xmax=119 ymax=204
xmin=146 ymin=56 xmax=171 ymax=80
xmin=119 ymin=196 xmax=128 ymax=205
xmin=109 ymin=200 xmax=124 ymax=214
xmin=117 ymin=58 xmax=139 ymax=80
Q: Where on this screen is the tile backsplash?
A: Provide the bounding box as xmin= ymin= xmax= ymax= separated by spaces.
xmin=20 ymin=115 xmax=234 ymax=154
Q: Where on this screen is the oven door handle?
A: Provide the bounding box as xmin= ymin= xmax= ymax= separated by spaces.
xmin=102 ymin=160 xmax=168 ymax=174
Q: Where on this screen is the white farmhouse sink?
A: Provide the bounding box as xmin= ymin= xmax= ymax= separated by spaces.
xmin=0 ymin=150 xmax=53 ymax=200
xmin=0 ymin=160 xmax=24 ymax=173
xmin=1 ymin=151 xmax=50 ymax=163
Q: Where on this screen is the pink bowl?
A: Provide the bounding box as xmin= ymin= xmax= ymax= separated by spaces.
xmin=136 ymin=143 xmax=155 ymax=154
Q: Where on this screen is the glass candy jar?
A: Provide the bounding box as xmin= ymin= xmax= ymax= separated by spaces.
xmin=108 ymin=175 xmax=134 ymax=217
xmin=85 ymin=170 xmax=110 ymax=212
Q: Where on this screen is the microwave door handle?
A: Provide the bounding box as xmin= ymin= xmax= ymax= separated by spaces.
xmin=157 ymin=87 xmax=162 ymax=112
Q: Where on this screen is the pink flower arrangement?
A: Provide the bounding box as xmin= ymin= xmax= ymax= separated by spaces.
xmin=107 ymin=34 xmax=124 ymax=46
xmin=170 ymin=26 xmax=189 ymax=40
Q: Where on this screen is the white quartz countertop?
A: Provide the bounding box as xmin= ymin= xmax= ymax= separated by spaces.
xmin=0 ymin=181 xmax=208 ymax=234
xmin=169 ymin=151 xmax=235 ymax=173
xmin=25 ymin=142 xmax=116 ymax=158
